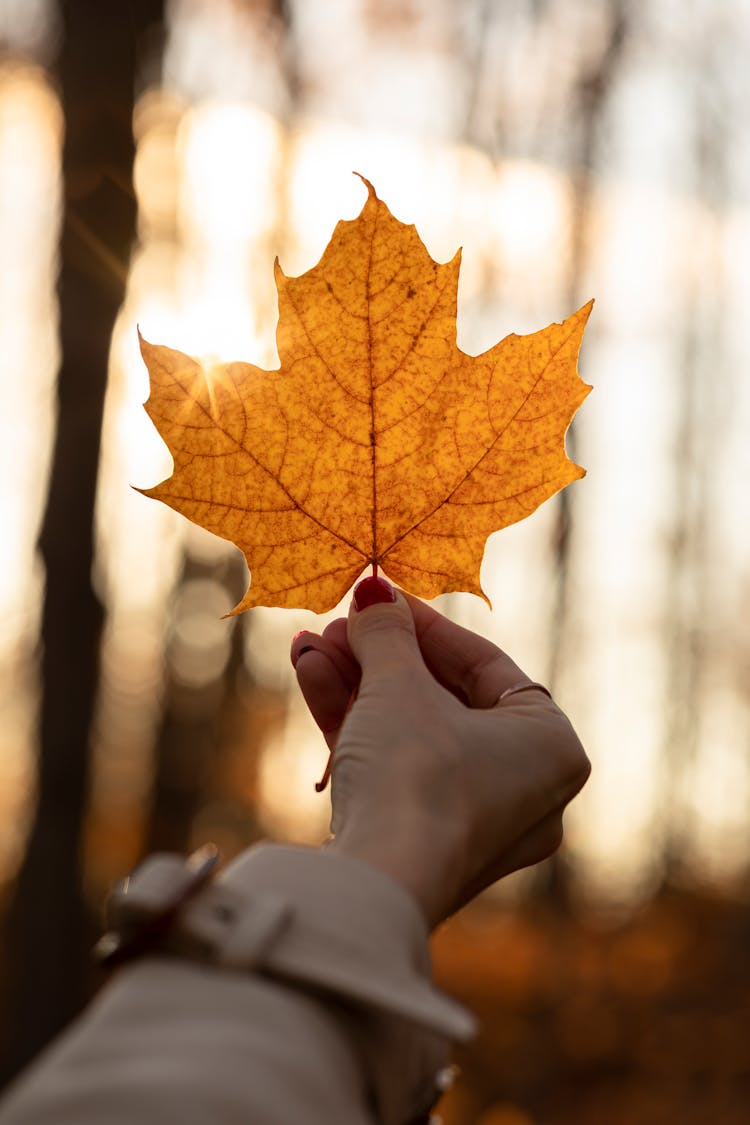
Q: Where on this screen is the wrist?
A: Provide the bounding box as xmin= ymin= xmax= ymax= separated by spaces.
xmin=326 ymin=817 xmax=463 ymax=929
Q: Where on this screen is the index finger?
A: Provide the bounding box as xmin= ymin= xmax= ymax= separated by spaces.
xmin=403 ymin=593 xmax=538 ymax=709
xmin=319 ymin=589 xmax=544 ymax=710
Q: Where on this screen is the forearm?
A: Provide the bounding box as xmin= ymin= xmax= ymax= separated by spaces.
xmin=327 ymin=811 xmax=465 ymax=929
xmin=0 ymin=958 xmax=373 ymax=1125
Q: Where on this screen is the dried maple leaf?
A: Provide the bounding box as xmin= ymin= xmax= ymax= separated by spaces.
xmin=139 ymin=179 xmax=592 ymax=614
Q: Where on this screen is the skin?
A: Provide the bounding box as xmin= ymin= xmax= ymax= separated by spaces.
xmin=290 ymin=584 xmax=591 ymax=929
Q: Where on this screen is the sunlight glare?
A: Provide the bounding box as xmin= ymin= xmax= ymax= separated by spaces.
xmin=0 ymin=66 xmax=61 ymax=653
xmin=0 ymin=63 xmax=61 ymax=883
xmin=492 ymin=160 xmax=571 ymax=271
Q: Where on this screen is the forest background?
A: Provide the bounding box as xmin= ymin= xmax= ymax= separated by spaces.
xmin=0 ymin=2 xmax=749 ymax=1122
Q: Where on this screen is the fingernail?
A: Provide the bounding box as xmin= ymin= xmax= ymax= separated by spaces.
xmin=292 ymin=630 xmax=309 ymax=642
xmin=291 ymin=645 xmax=314 ymax=669
xmin=353 ymin=576 xmax=396 ymax=611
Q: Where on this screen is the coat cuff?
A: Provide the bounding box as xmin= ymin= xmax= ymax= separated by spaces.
xmin=216 ymin=844 xmax=474 ymax=1039
xmin=108 ymin=843 xmax=475 ymax=1123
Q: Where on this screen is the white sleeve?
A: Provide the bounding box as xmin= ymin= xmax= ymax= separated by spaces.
xmin=0 ymin=845 xmax=475 ymax=1125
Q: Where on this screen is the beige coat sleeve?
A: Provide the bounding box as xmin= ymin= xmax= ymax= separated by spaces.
xmin=0 ymin=846 xmax=475 ymax=1125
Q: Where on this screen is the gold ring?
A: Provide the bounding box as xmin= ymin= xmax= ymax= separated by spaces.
xmin=496 ymin=680 xmax=552 ymax=705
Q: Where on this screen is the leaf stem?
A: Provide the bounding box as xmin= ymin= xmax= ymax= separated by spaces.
xmin=314 ymin=747 xmax=334 ymax=793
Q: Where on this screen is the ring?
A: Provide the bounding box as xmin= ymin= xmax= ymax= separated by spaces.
xmin=496 ymin=680 xmax=552 ymax=705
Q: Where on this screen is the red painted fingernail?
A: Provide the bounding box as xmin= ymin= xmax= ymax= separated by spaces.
xmin=353 ymin=576 xmax=396 ymax=611
xmin=292 ymin=630 xmax=309 ymax=642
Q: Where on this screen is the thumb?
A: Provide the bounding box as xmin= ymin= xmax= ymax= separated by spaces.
xmin=347 ymin=576 xmax=425 ymax=679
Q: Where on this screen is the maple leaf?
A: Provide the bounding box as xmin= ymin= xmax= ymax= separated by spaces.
xmin=139 ymin=179 xmax=592 ymax=614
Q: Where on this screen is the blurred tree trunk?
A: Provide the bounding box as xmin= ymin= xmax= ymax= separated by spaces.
xmin=660 ymin=51 xmax=726 ymax=879
xmin=537 ymin=0 xmax=628 ymax=910
xmin=1 ymin=0 xmax=163 ymax=1084
xmin=547 ymin=0 xmax=628 ymax=692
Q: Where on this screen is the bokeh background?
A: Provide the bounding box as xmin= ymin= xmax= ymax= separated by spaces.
xmin=1 ymin=1 xmax=749 ymax=1121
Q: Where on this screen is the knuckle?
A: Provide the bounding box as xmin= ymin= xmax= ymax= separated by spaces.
xmin=463 ymin=649 xmax=505 ymax=703
xmin=321 ymin=617 xmax=346 ymax=641
xmin=358 ymin=610 xmax=414 ymax=639
xmin=354 ymin=615 xmax=422 ymax=669
xmin=524 ymin=816 xmax=566 ymax=867
xmin=552 ymin=716 xmax=591 ymax=794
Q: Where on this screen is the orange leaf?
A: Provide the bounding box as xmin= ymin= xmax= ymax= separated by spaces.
xmin=139 ymin=179 xmax=592 ymax=614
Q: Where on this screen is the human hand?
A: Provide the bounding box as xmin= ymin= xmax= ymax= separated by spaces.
xmin=290 ymin=578 xmax=590 ymax=928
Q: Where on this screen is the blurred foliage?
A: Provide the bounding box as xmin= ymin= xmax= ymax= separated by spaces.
xmin=435 ymin=886 xmax=750 ymax=1124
